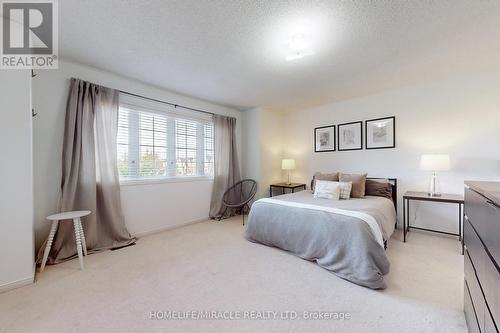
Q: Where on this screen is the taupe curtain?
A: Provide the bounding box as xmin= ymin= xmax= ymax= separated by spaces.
xmin=209 ymin=115 xmax=241 ymax=219
xmin=37 ymin=78 xmax=135 ymax=264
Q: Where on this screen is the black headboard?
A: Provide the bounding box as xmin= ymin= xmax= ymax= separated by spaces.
xmin=367 ymin=177 xmax=398 ymax=213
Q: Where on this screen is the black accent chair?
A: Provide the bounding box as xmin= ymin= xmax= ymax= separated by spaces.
xmin=220 ymin=179 xmax=257 ymax=225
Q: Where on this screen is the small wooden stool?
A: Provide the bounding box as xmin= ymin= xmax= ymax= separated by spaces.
xmin=40 ymin=210 xmax=91 ymax=272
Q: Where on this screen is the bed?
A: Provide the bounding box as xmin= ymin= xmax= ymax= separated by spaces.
xmin=245 ymin=178 xmax=397 ymax=289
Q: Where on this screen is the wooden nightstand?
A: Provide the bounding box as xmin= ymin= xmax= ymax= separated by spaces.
xmin=269 ymin=183 xmax=306 ymax=197
xmin=403 ymin=191 xmax=464 ymax=249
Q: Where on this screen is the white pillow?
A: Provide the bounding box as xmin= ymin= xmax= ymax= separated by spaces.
xmin=313 ymin=180 xmax=341 ymax=200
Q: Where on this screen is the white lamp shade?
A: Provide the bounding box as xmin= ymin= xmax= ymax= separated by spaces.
xmin=281 ymin=159 xmax=296 ymax=170
xmin=420 ymin=154 xmax=450 ymax=171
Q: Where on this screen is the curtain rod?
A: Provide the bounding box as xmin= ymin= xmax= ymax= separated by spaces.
xmin=118 ymin=90 xmax=215 ymax=116
xmin=71 ymin=77 xmax=215 ymax=116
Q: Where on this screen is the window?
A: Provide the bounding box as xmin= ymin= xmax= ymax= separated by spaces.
xmin=117 ymin=95 xmax=214 ymax=182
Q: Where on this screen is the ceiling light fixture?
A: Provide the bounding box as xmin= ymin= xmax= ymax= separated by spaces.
xmin=285 ymin=33 xmax=314 ymax=61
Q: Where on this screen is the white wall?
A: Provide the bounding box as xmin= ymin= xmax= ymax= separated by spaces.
xmin=0 ymin=70 xmax=34 ymax=291
xmin=242 ymin=108 xmax=285 ymax=198
xmin=32 ymin=60 xmax=243 ymax=248
xmin=242 ymin=109 xmax=262 ymax=192
xmin=282 ymin=66 xmax=500 ymax=231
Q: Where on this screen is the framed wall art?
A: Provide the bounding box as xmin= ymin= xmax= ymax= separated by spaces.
xmin=314 ymin=125 xmax=336 ymax=152
xmin=365 ymin=116 xmax=395 ymax=149
xmin=338 ymin=121 xmax=362 ymax=151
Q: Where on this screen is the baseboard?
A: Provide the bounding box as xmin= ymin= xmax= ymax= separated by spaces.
xmin=0 ymin=276 xmax=34 ymax=294
xmin=132 ymin=217 xmax=209 ymax=238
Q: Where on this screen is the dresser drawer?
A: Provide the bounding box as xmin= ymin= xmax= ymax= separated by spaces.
xmin=465 ymin=280 xmax=481 ymax=333
xmin=464 ymin=218 xmax=486 ymax=279
xmin=464 ymin=218 xmax=500 ymax=329
xmin=483 ymin=253 xmax=500 ymax=329
xmin=465 ymin=187 xmax=487 ymax=235
xmin=465 ymin=250 xmax=487 ymax=333
xmin=465 ymin=187 xmax=500 ymax=267
xmin=485 ymin=308 xmax=499 ymax=333
xmin=483 ymin=198 xmax=500 ymax=267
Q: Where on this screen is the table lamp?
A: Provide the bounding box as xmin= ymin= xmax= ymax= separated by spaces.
xmin=420 ymin=154 xmax=450 ymax=197
xmin=281 ymin=159 xmax=296 ymax=185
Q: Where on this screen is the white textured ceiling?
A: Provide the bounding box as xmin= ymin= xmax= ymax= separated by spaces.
xmin=60 ymin=0 xmax=500 ymax=112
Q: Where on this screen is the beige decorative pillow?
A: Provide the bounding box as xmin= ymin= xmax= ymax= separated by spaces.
xmin=338 ymin=173 xmax=367 ymax=198
xmin=311 ymin=172 xmax=339 ymax=191
xmin=337 ymin=181 xmax=353 ymax=200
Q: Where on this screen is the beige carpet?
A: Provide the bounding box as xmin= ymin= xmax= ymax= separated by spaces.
xmin=0 ymin=217 xmax=466 ymax=333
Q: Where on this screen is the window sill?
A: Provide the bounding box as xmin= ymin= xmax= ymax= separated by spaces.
xmin=120 ymin=176 xmax=214 ymax=186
